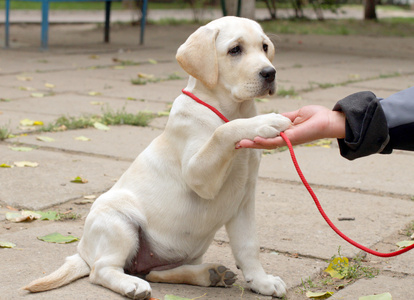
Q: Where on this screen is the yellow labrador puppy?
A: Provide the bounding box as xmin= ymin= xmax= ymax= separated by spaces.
xmin=24 ymin=16 xmax=290 ymax=299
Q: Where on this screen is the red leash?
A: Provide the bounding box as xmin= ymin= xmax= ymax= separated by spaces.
xmin=182 ymin=89 xmax=414 ymax=257
xmin=280 ymin=132 xmax=414 ymax=257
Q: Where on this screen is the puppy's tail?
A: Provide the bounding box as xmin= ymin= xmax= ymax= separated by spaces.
xmin=23 ymin=253 xmax=90 ymax=293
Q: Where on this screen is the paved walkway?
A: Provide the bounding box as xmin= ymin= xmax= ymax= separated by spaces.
xmin=1 ymin=18 xmax=414 ymax=300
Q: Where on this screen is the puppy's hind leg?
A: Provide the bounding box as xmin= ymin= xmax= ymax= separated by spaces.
xmin=146 ymin=263 xmax=237 ymax=287
xmin=82 ymin=207 xmax=151 ymax=299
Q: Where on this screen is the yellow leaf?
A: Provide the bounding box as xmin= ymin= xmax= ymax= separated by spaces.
xmin=16 ymin=75 xmax=32 ymax=81
xmin=157 ymin=111 xmax=170 ymax=116
xmin=359 ymin=292 xmax=392 ymax=300
xmin=70 ymin=176 xmax=88 ymax=184
xmin=0 ymin=163 xmax=12 ymax=168
xmin=20 ymin=119 xmax=43 ymax=126
xmin=9 ymin=146 xmax=33 ymax=152
xmin=14 ymin=161 xmax=39 ymax=168
xmin=45 ymin=83 xmax=55 ymax=88
xmin=18 ymin=86 xmax=36 ymax=91
xmin=74 ymin=136 xmax=91 ymax=141
xmin=0 ymin=241 xmax=16 ymax=248
xmin=305 ymin=139 xmax=332 ymax=148
xmin=93 ymin=122 xmax=110 ymax=131
xmin=31 ymin=92 xmax=45 ymax=98
xmin=36 ymin=136 xmax=55 ymax=142
xmin=396 ymin=240 xmax=414 ymax=248
xmin=324 ymin=257 xmax=349 ymax=279
xmin=306 ymin=291 xmax=334 ymax=299
xmin=6 ymin=211 xmax=42 ymax=222
xmin=138 ymin=73 xmax=155 ymax=79
xmin=88 ymin=91 xmax=101 ymax=96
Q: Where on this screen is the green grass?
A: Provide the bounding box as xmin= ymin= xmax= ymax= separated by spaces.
xmin=41 ymin=107 xmax=154 ymax=132
xmin=131 ymin=72 xmax=184 ymax=85
xmin=277 ymin=86 xmax=298 ymax=97
xmin=0 ymin=1 xmax=195 ymax=10
xmin=261 ymin=18 xmax=414 ymax=37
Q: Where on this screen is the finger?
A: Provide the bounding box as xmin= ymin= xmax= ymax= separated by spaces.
xmin=253 ymin=136 xmax=286 ymax=148
xmin=237 ymin=139 xmax=260 ymax=149
xmin=281 ymin=110 xmax=300 ymax=122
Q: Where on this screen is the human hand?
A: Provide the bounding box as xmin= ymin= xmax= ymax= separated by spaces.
xmin=236 ymin=105 xmax=346 ymax=149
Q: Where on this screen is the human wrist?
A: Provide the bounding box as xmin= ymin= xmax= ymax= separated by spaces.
xmin=329 ymin=111 xmax=346 ymax=139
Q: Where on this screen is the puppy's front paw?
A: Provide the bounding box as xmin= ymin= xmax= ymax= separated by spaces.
xmin=248 ymin=274 xmax=287 ymax=298
xmin=256 ymin=113 xmax=292 ymax=138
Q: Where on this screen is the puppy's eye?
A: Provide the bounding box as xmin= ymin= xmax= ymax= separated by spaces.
xmin=228 ymin=46 xmax=242 ymax=56
xmin=263 ymin=44 xmax=268 ymax=53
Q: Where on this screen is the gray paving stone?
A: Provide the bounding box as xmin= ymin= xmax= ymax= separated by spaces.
xmin=12 ymin=125 xmax=163 ymax=160
xmin=259 ymin=146 xmax=414 ymax=196
xmin=214 ymin=180 xmax=414 ymax=260
xmin=331 ymin=275 xmax=414 ymax=299
xmin=0 ymin=216 xmax=324 ymax=300
xmin=0 ymin=144 xmax=131 ymax=210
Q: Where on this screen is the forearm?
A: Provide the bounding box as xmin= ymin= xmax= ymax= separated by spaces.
xmin=333 ymin=91 xmax=390 ymax=160
xmin=380 ymin=86 xmax=414 ymax=152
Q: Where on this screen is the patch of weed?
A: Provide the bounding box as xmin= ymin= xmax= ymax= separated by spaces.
xmin=0 ymin=123 xmax=12 ymax=140
xmin=41 ymin=107 xmax=155 ymax=132
xmin=131 ymin=72 xmax=184 ymax=85
xmin=101 ymin=107 xmax=154 ymax=127
xmin=327 ymin=247 xmax=379 ymax=281
xmin=277 ymin=86 xmax=298 ymax=97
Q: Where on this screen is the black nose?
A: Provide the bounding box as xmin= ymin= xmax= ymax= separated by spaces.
xmin=260 ymin=67 xmax=276 ymax=83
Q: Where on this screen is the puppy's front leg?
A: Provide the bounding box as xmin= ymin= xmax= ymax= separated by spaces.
xmin=182 ymin=113 xmax=291 ymax=199
xmin=226 ymin=197 xmax=287 ymax=298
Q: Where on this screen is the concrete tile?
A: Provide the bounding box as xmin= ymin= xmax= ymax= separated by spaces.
xmin=103 ymin=79 xmax=188 ymax=102
xmin=259 ymin=146 xmax=414 ymax=196
xmin=0 ymin=216 xmax=323 ymax=300
xmin=0 ymin=94 xmax=170 ymax=133
xmin=215 ymin=180 xmax=414 ymax=260
xmin=349 ymin=74 xmax=414 ymax=92
xmin=331 ymin=275 xmax=413 ymax=299
xmin=12 ymin=125 xmax=163 ymax=160
xmin=0 ymin=144 xmax=130 ymax=210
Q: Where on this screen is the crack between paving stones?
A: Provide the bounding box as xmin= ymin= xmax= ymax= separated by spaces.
xmin=0 ymin=59 xmax=174 ymax=78
xmin=2 ymin=140 xmax=135 ymax=163
xmin=212 ymin=238 xmax=328 ymax=262
xmin=259 ymin=176 xmax=414 ymax=202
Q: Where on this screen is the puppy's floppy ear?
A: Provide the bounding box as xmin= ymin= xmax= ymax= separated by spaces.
xmin=176 ymin=26 xmax=219 ymax=89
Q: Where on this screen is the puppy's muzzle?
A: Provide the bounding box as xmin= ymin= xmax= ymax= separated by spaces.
xmin=260 ymin=67 xmax=276 ymax=83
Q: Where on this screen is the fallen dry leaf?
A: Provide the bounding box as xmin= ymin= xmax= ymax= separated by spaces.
xmin=306 ymin=291 xmax=333 ymax=299
xmin=14 ymin=161 xmax=39 ymax=168
xmin=37 ymin=232 xmax=79 ymax=244
xmin=71 ymin=176 xmax=88 ymax=184
xmin=36 ymin=136 xmax=55 ymax=142
xmin=0 ymin=241 xmax=16 ymax=248
xmin=6 ymin=211 xmax=42 ymax=222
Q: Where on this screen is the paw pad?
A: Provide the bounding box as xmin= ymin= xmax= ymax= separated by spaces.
xmin=209 ymin=265 xmax=237 ymax=287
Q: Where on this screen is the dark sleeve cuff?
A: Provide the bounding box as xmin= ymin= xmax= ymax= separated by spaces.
xmin=333 ymin=91 xmax=391 ymax=160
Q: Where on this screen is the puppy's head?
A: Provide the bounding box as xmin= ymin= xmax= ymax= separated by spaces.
xmin=176 ymin=17 xmax=276 ymax=101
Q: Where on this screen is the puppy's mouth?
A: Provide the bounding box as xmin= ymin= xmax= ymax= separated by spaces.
xmin=260 ymin=82 xmax=276 ymax=97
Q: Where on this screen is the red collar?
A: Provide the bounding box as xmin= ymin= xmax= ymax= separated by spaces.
xmin=182 ymin=89 xmax=229 ymax=123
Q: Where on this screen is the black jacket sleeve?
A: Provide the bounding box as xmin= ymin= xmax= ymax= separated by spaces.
xmin=333 ymin=87 xmax=414 ymax=160
xmin=333 ymin=91 xmax=390 ymax=160
xmin=380 ymin=86 xmax=414 ymax=152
